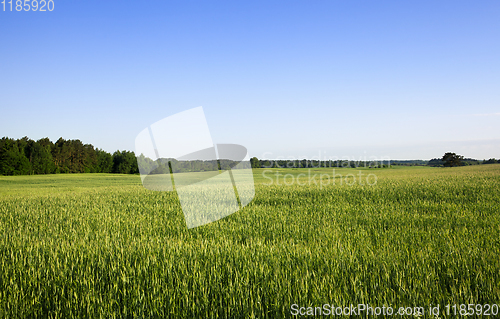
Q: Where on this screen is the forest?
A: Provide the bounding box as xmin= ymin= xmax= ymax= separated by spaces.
xmin=0 ymin=136 xmax=246 ymax=176
xmin=0 ymin=137 xmax=138 ymax=176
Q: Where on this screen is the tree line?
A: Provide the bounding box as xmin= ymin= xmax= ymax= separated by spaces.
xmin=0 ymin=137 xmax=138 ymax=176
xmin=249 ymin=153 xmax=500 ymax=169
xmin=2 ymin=136 xmax=498 ymax=176
xmin=428 ymin=152 xmax=500 ymax=167
xmin=0 ymin=136 xmax=248 ymax=176
xmin=137 ymin=156 xmax=247 ymax=175
xmin=249 ymin=157 xmax=391 ymax=169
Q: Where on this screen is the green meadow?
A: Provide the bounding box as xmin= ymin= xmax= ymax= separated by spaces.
xmin=0 ymin=165 xmax=499 ymax=318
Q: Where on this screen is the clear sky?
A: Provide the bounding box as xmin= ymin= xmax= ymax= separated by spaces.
xmin=1 ymin=0 xmax=499 ymax=160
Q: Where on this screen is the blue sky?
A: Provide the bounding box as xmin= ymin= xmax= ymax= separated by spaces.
xmin=1 ymin=0 xmax=499 ymax=160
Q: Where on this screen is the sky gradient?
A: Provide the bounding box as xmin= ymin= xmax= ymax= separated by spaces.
xmin=1 ymin=0 xmax=499 ymax=160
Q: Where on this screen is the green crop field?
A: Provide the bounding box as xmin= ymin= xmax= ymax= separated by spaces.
xmin=0 ymin=165 xmax=499 ymax=318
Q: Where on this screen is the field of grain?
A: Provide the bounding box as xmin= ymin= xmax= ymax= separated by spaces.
xmin=0 ymin=165 xmax=499 ymax=318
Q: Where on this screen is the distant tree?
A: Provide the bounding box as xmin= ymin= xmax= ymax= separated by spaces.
xmin=250 ymin=157 xmax=260 ymax=169
xmin=50 ymin=138 xmax=99 ymax=173
xmin=17 ymin=136 xmax=32 ymax=159
xmin=82 ymin=143 xmax=98 ymax=173
xmin=442 ymin=152 xmax=464 ymax=167
xmin=150 ymin=158 xmax=171 ymax=174
xmin=53 ymin=138 xmax=71 ymax=173
xmin=69 ymin=139 xmax=85 ymax=173
xmin=20 ymin=137 xmax=35 ymax=165
xmin=0 ymin=138 xmax=31 ymax=175
xmin=462 ymin=158 xmax=480 ymax=166
xmin=96 ymin=149 xmax=113 ymax=173
xmin=483 ymin=158 xmax=498 ymax=165
xmin=137 ymin=154 xmax=159 ymax=175
xmin=218 ymin=159 xmax=235 ymax=171
xmin=168 ymin=158 xmax=179 ymax=173
xmin=301 ymin=159 xmax=308 ymax=168
xmin=112 ymin=150 xmax=139 ymax=174
xmin=202 ymin=160 xmax=218 ymax=172
xmin=31 ymin=140 xmax=55 ymax=174
xmin=428 ymin=158 xmax=444 ymax=167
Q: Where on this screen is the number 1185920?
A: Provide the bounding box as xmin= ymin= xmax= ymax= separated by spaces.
xmin=2 ymin=0 xmax=54 ymax=11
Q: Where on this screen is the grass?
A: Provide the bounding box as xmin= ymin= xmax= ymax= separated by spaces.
xmin=0 ymin=165 xmax=499 ymax=318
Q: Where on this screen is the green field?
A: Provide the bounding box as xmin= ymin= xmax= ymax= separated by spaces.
xmin=1 ymin=165 xmax=499 ymax=318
